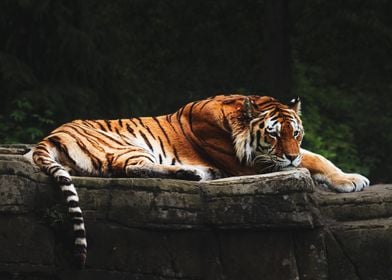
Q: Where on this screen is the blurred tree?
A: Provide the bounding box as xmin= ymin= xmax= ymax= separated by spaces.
xmin=261 ymin=0 xmax=291 ymax=100
xmin=0 ymin=0 xmax=391 ymax=182
xmin=291 ymin=0 xmax=392 ymax=182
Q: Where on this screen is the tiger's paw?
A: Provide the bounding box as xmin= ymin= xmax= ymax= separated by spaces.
xmin=174 ymin=169 xmax=203 ymax=181
xmin=315 ymin=172 xmax=370 ymax=192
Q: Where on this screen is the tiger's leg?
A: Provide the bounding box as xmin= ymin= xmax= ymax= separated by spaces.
xmin=111 ymin=151 xmax=222 ymax=181
xmin=300 ymin=148 xmax=370 ymax=192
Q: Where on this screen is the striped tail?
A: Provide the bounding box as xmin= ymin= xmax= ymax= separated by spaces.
xmin=32 ymin=141 xmax=87 ymax=268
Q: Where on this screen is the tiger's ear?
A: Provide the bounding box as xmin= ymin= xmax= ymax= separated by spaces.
xmin=242 ymin=97 xmax=258 ymax=120
xmin=289 ymin=97 xmax=301 ymax=115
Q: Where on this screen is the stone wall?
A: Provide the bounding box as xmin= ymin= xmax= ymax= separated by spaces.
xmin=0 ymin=145 xmax=391 ymax=280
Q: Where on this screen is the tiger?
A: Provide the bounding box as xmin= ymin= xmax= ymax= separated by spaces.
xmin=30 ymin=94 xmax=370 ymax=267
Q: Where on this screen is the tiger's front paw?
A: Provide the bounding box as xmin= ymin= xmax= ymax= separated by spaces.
xmin=175 ymin=169 xmax=203 ymax=181
xmin=316 ymin=172 xmax=370 ymax=192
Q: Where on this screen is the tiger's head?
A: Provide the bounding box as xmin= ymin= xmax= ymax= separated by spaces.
xmin=226 ymin=95 xmax=304 ymax=173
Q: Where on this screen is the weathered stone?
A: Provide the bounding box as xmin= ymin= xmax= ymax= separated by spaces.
xmin=330 ymin=220 xmax=392 ymax=280
xmin=0 ymin=216 xmax=55 ymax=272
xmin=0 ymin=145 xmax=392 ymax=280
xmin=77 ymin=188 xmax=111 ymax=220
xmin=218 ymin=230 xmax=299 ymax=280
xmin=324 ymin=230 xmax=359 ymax=280
xmin=85 ymin=222 xmax=173 ymax=274
xmin=0 ymin=175 xmax=36 ymax=213
xmin=203 ymin=192 xmax=315 ymax=228
xmin=58 ymin=269 xmax=179 ymax=280
xmin=293 ymin=229 xmax=328 ymax=280
xmin=314 ymin=184 xmax=392 ymax=222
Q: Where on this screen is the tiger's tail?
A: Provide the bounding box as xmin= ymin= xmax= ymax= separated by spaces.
xmin=32 ymin=140 xmax=87 ymax=268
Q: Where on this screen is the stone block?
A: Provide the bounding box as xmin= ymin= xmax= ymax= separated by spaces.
xmin=0 ymin=216 xmax=55 ymax=273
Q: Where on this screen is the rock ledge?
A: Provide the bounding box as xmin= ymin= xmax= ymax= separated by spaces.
xmin=0 ymin=145 xmax=391 ymax=280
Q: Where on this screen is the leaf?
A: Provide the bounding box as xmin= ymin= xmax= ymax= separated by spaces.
xmin=10 ymin=110 xmax=25 ymax=122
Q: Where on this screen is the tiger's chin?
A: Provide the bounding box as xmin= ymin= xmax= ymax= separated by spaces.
xmin=253 ymin=160 xmax=285 ymax=174
xmin=252 ymin=154 xmax=301 ymax=174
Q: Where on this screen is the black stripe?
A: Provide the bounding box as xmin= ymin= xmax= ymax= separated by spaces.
xmin=126 ymin=123 xmax=136 ymax=137
xmin=173 ymin=102 xmax=229 ymax=174
xmin=33 ymin=150 xmax=46 ymax=158
xmin=258 ymin=100 xmax=279 ymax=109
xmin=176 ymin=106 xmax=186 ymax=122
xmin=70 ymin=122 xmax=126 ymax=146
xmin=171 ymin=158 xmax=176 ymax=165
xmin=75 ymin=244 xmax=86 ymax=250
xmin=167 ymin=116 xmax=178 ymax=133
xmin=74 ymin=229 xmax=86 ymax=238
xmin=158 ymin=137 xmax=166 ymax=157
xmin=104 ymin=120 xmax=112 ymax=131
xmin=129 ymin=119 xmax=138 ymax=127
xmin=36 ymin=144 xmax=50 ymax=153
xmin=135 ymin=117 xmax=146 ymax=128
xmin=72 ymin=218 xmax=84 ymax=224
xmin=199 ymin=99 xmax=213 ymax=110
xmin=112 ymin=149 xmax=134 ymax=163
xmin=166 ymin=113 xmax=174 ymax=123
xmin=187 ymin=102 xmax=234 ymax=157
xmin=66 ymin=128 xmax=103 ymax=171
xmin=63 ymin=190 xmax=77 ymax=197
xmin=106 ymin=153 xmax=114 ymax=175
xmin=70 ymin=211 xmax=83 ymax=218
xmin=144 ymin=125 xmax=156 ymax=140
xmin=188 ymin=102 xmax=197 ymax=135
xmin=94 ymin=120 xmax=106 ymax=131
xmin=118 ymin=119 xmax=123 ymax=127
xmin=123 ymin=154 xmax=155 ymax=172
xmin=250 ymin=133 xmax=255 ymax=147
xmin=48 ymin=165 xmax=61 ymax=175
xmin=153 ymin=117 xmax=171 ymax=145
xmin=57 ymin=127 xmax=103 ymax=172
xmin=82 ymin=121 xmax=94 ymax=128
xmin=139 ymin=131 xmax=153 ymax=151
xmin=256 ymin=130 xmax=261 ymax=145
xmin=221 ymin=108 xmax=230 ymax=131
xmin=68 ymin=200 xmax=79 ymax=207
xmin=48 ymin=136 xmax=77 ymax=166
xmin=173 ymin=146 xmax=182 ymax=164
xmin=176 ymin=110 xmax=217 ymax=167
xmin=126 ymin=154 xmax=155 ymax=162
xmin=159 ymin=154 xmax=163 ymax=164
xmin=261 ymin=105 xmax=279 ymax=112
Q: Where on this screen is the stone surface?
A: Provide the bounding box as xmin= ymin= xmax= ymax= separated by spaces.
xmin=0 ymin=145 xmax=391 ymax=279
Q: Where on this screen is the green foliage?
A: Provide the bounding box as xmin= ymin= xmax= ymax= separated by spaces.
xmin=293 ymin=62 xmax=368 ymax=175
xmin=291 ymin=0 xmax=392 ymax=182
xmin=43 ymin=204 xmax=67 ymax=227
xmin=0 ymin=97 xmax=54 ymax=143
xmin=0 ymin=0 xmax=391 ymax=182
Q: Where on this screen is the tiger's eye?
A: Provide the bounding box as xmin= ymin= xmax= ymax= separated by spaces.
xmin=293 ymin=130 xmax=299 ymax=137
xmin=269 ymin=131 xmax=278 ymax=138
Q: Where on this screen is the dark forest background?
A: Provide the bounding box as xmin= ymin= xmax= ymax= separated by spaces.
xmin=1 ymin=0 xmax=391 ymax=183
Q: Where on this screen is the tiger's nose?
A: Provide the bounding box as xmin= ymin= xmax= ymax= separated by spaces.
xmin=285 ymin=154 xmax=298 ymax=162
